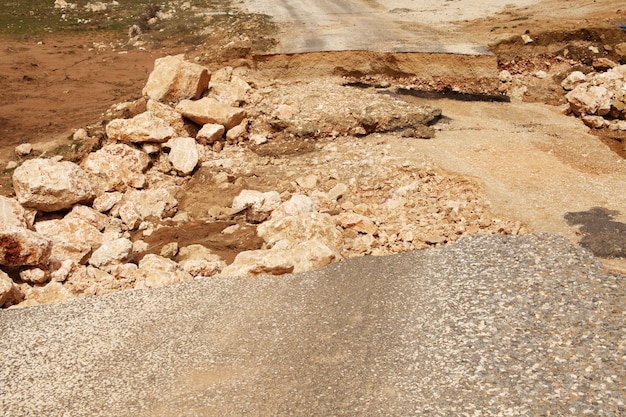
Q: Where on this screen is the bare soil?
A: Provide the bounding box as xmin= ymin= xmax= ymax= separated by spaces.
xmin=1 ymin=0 xmax=625 ymax=281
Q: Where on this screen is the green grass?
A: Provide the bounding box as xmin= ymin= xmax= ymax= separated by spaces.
xmin=0 ymin=0 xmax=234 ymax=38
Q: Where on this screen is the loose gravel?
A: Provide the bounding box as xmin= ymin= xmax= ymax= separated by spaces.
xmin=0 ymin=233 xmax=624 ymax=416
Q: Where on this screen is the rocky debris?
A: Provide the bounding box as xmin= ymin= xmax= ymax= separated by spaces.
xmin=560 ymin=71 xmax=586 ymax=91
xmin=209 ymin=75 xmax=251 ymax=107
xmin=564 ymin=64 xmax=626 ymax=130
xmin=196 ymin=123 xmax=226 ymax=145
xmin=0 ymin=226 xmax=51 ymax=267
xmin=162 ymin=137 xmax=199 ymax=175
xmin=246 ymin=79 xmax=441 ymax=139
xmin=35 ymin=218 xmax=103 ymax=266
xmin=142 ymin=54 xmax=210 ymax=103
xmin=133 ymin=254 xmax=193 ymax=289
xmin=106 ymin=111 xmax=176 ymax=143
xmin=231 ymin=189 xmax=281 ymax=222
xmin=14 ymin=143 xmax=32 ymax=157
xmin=0 ymin=196 xmax=30 ymax=229
xmin=0 ymin=269 xmax=22 ymax=307
xmin=1 ymin=56 xmax=526 ymax=308
xmin=175 ymin=97 xmax=246 ymax=130
xmin=88 ymin=238 xmax=133 ymax=272
xmin=13 ymin=159 xmax=95 ymax=212
xmin=177 ymin=244 xmax=226 ymax=277
xmin=118 ymin=188 xmax=178 ymax=222
xmin=82 ymin=143 xmax=150 ymax=192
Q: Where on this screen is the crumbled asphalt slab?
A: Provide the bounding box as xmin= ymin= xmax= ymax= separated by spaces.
xmin=1 ymin=233 xmax=624 ymax=416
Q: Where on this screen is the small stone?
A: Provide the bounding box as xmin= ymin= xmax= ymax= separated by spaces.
xmin=19 ymin=267 xmax=49 ymax=284
xmin=164 ymin=137 xmax=199 ymax=175
xmin=296 ymin=174 xmax=319 ymax=189
xmin=160 ymin=242 xmax=179 ymax=259
xmin=521 ymin=34 xmax=533 ymax=44
xmin=15 ymin=143 xmax=32 ymax=157
xmin=196 ymin=123 xmax=225 ymax=145
xmin=327 ymin=183 xmax=349 ymax=201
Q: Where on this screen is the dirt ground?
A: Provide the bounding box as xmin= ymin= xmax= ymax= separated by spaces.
xmin=1 ymin=0 xmax=626 ymax=282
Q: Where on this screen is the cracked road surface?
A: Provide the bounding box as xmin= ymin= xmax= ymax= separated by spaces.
xmin=243 ymin=0 xmax=538 ymax=54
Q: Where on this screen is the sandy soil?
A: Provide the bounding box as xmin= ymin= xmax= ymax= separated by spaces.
xmin=1 ymin=0 xmax=625 ymax=276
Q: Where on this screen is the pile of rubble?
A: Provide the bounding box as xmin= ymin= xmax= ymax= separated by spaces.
xmin=562 ymin=63 xmax=626 ymax=133
xmin=0 ymin=55 xmax=523 ymax=308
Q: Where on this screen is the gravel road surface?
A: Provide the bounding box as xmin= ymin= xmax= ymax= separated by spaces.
xmin=1 ymin=234 xmax=624 ymax=416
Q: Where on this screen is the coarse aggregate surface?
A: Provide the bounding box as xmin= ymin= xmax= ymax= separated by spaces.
xmin=1 ymin=233 xmax=624 ymax=416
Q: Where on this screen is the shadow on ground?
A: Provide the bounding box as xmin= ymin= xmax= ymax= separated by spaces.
xmin=565 ymin=207 xmax=626 ymax=258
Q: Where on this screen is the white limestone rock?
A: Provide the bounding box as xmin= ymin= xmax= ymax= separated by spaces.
xmin=175 ymin=97 xmax=246 ymax=130
xmin=336 ymin=212 xmax=378 ymax=235
xmin=0 ymin=269 xmax=21 ymax=307
xmin=120 ymin=188 xmax=178 ymax=221
xmin=209 ymin=76 xmax=251 ymax=106
xmin=0 ymin=225 xmax=52 ymax=267
xmin=566 ymin=84 xmax=612 ymax=116
xmin=89 ymin=238 xmax=133 ymax=271
xmin=231 ymin=189 xmax=281 ymax=214
xmin=163 ymin=137 xmax=199 ymax=175
xmin=327 ymin=183 xmax=349 ymax=201
xmin=220 ymin=238 xmax=340 ymax=277
xmin=134 ymin=254 xmax=193 ymax=289
xmin=65 ymin=205 xmax=110 ymax=231
xmin=0 ymin=196 xmax=28 ymax=229
xmin=142 ymin=54 xmax=210 ymax=103
xmin=146 ymin=99 xmax=189 ymax=137
xmin=14 ymin=143 xmax=32 ymax=157
xmin=13 ymin=159 xmax=95 ymax=212
xmin=93 ymin=192 xmax=124 ymax=213
xmin=561 ymin=71 xmax=587 ymax=91
xmin=159 ymin=242 xmax=178 ymax=259
xmin=106 ymin=111 xmax=176 ymax=143
xmin=257 ymin=211 xmax=342 ymax=249
xmin=35 ymin=218 xmax=103 ymax=266
xmin=19 ymin=267 xmax=49 ymax=284
xmin=82 ymin=143 xmax=150 ymax=192
xmin=196 ymin=123 xmax=225 ymax=145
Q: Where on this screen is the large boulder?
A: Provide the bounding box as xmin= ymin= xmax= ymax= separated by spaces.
xmin=82 ymin=143 xmax=150 ymax=192
xmin=13 ymin=159 xmax=95 ymax=212
xmin=175 ymin=97 xmax=246 ymax=129
xmin=142 ymin=54 xmax=210 ymax=103
xmin=162 ymin=137 xmax=199 ymax=175
xmin=257 ymin=211 xmax=342 ymax=249
xmin=35 ymin=218 xmax=103 ymax=265
xmin=0 ymin=225 xmax=52 ymax=267
xmin=105 ymin=111 xmax=176 ymax=143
